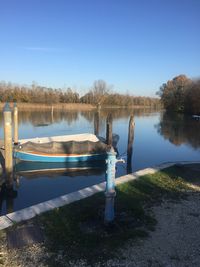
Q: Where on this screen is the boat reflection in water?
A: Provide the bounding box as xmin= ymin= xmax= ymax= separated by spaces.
xmin=14 ymin=160 xmax=106 ymax=178
xmin=0 ymin=181 xmax=18 ymax=215
xmin=0 ymin=160 xmax=106 ymax=215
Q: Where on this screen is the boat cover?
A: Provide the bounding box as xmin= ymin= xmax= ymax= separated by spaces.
xmin=15 ymin=140 xmax=109 ymax=155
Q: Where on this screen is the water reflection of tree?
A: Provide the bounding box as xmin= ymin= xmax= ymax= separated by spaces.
xmin=81 ymin=107 xmax=159 ymax=122
xmin=81 ymin=108 xmax=158 ymax=135
xmin=0 ymin=110 xmax=79 ymax=126
xmin=156 ymin=112 xmax=200 ymax=149
xmin=99 ymin=107 xmax=159 ymax=120
xmin=0 ymin=107 xmax=160 ymax=130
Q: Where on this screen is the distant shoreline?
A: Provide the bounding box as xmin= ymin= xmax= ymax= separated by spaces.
xmin=0 ymin=102 xmax=95 ymax=111
xmin=0 ymin=102 xmax=160 ymax=111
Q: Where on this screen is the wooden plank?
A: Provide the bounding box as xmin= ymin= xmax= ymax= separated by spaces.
xmin=7 ymin=225 xmax=44 ymax=249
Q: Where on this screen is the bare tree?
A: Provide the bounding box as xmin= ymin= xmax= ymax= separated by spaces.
xmin=91 ymin=80 xmax=111 ymax=107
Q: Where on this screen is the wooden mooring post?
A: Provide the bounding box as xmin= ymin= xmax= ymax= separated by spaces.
xmin=51 ymin=105 xmax=54 ymax=124
xmin=51 ymin=105 xmax=54 ymax=116
xmin=106 ymin=114 xmax=113 ymax=146
xmin=3 ymin=103 xmax=13 ymax=181
xmin=13 ymin=102 xmax=19 ymax=145
xmin=94 ymin=110 xmax=100 ymax=136
xmin=127 ymin=115 xmax=135 ymax=174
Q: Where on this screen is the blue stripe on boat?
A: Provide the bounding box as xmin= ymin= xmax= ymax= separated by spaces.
xmin=14 ymin=151 xmax=107 ymax=162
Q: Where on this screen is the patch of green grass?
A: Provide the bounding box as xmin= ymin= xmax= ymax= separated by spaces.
xmin=39 ymin=166 xmax=193 ymax=266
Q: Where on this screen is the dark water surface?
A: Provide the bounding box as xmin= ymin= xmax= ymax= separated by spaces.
xmin=0 ymin=108 xmax=199 ymax=215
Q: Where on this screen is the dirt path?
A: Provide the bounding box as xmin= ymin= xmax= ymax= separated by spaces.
xmin=106 ymin=192 xmax=200 ymax=267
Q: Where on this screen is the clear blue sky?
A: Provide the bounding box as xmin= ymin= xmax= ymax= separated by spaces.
xmin=0 ymin=0 xmax=199 ymax=96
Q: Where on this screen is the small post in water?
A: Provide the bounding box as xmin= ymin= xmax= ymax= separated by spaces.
xmin=127 ymin=115 xmax=135 ymax=173
xmin=51 ymin=105 xmax=54 ymax=116
xmin=51 ymin=105 xmax=54 ymax=124
xmin=97 ymin=103 xmax=101 ymax=111
xmin=13 ymin=102 xmax=19 ymax=145
xmin=104 ymin=147 xmax=116 ymax=224
xmin=94 ymin=110 xmax=100 ymax=136
xmin=106 ymin=114 xmax=113 ymax=146
xmin=3 ymin=103 xmax=13 ymax=180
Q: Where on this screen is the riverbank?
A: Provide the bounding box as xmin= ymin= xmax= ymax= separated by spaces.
xmin=0 ymin=102 xmax=160 ymax=111
xmin=0 ymin=103 xmax=95 ymax=111
xmin=0 ymin=163 xmax=200 ymax=266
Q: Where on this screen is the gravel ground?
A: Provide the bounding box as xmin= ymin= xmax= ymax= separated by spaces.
xmin=0 ymin=182 xmax=200 ymax=266
xmin=105 ymin=192 xmax=200 ymax=267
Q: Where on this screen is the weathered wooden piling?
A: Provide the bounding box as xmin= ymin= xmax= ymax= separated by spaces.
xmin=94 ymin=111 xmax=100 ymax=136
xmin=51 ymin=105 xmax=54 ymax=115
xmin=13 ymin=102 xmax=19 ymax=145
xmin=97 ymin=103 xmax=101 ymax=111
xmin=51 ymin=105 xmax=54 ymax=124
xmin=3 ymin=103 xmax=13 ymax=179
xmin=127 ymin=115 xmax=135 ymax=174
xmin=15 ymin=174 xmax=20 ymax=188
xmin=106 ymin=114 xmax=113 ymax=146
xmin=0 ymin=183 xmax=17 ymax=214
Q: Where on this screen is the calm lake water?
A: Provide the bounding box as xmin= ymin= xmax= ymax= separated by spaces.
xmin=0 ymin=108 xmax=200 ymax=215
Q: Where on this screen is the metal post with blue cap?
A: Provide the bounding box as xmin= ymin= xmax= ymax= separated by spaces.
xmin=104 ymin=147 xmax=117 ymax=224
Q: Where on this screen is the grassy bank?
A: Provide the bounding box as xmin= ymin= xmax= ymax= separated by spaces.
xmin=38 ymin=166 xmax=193 ymax=266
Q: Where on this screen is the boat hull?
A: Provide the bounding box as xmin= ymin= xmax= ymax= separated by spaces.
xmin=14 ymin=151 xmax=107 ymax=163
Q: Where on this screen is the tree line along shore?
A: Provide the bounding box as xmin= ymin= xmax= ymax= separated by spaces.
xmin=0 ymin=80 xmax=160 ymax=108
xmin=157 ymin=75 xmax=200 ymax=115
xmin=1 ymin=75 xmax=199 ymax=113
xmin=0 ymin=102 xmax=160 ymax=111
